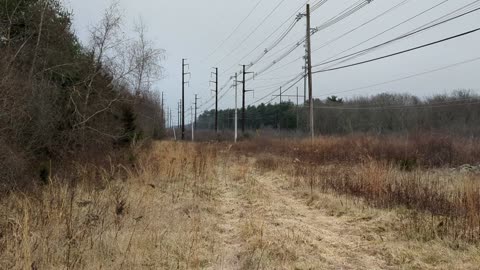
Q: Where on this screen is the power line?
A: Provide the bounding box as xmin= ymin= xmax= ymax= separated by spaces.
xmin=223 ymin=2 xmax=307 ymax=73
xmin=317 ymin=56 xmax=480 ymax=98
xmin=314 ymin=0 xmax=370 ymax=32
xmin=312 ymin=27 xmax=480 ymax=74
xmin=199 ymin=78 xmax=233 ymax=110
xmin=311 ymin=0 xmax=330 ymax=12
xmin=261 ymin=0 xmax=444 ymax=77
xmin=259 ymin=57 xmax=480 ymax=106
xmin=314 ymin=0 xmax=480 ymax=68
xmin=252 ymin=73 xmax=305 ymax=105
xmin=204 ymin=1 xmax=309 ymax=111
xmin=212 ymin=0 xmax=370 ymax=111
xmin=203 ymin=0 xmax=265 ymax=61
xmin=215 ymin=0 xmax=289 ymax=66
xmin=247 ymin=0 xmax=373 ymax=80
xmin=245 ymin=0 xmax=333 ymax=67
xmin=220 ymin=1 xmax=311 ymax=77
xmin=313 ymin=0 xmax=410 ymax=53
xmin=221 ymin=0 xmax=368 ymax=79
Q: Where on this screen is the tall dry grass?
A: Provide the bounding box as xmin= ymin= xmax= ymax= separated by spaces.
xmin=0 ymin=142 xmax=219 ymax=269
xmin=235 ymin=133 xmax=480 ymax=168
xmin=255 ymin=154 xmax=480 ymax=243
xmin=247 ymin=134 xmax=480 ymax=243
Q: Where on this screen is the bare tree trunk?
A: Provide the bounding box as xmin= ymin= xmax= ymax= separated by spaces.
xmin=29 ymin=0 xmax=48 ymax=81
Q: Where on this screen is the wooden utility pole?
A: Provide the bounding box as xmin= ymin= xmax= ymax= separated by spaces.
xmin=165 ymin=108 xmax=168 ymax=129
xmin=210 ymin=68 xmax=219 ymax=134
xmin=306 ymin=4 xmax=314 ymax=141
xmin=191 ymin=105 xmax=194 ymax=142
xmin=178 ymin=100 xmax=181 ymax=128
xmin=182 ymin=59 xmax=185 ymax=140
xmin=304 ymin=60 xmax=307 ymax=105
xmin=241 ymin=65 xmax=254 ymax=134
xmin=242 ymin=65 xmax=246 ymax=134
xmin=166 ymin=107 xmax=170 ymax=129
xmin=234 ymin=73 xmax=239 ymax=143
xmin=296 ymin=86 xmax=299 ymax=131
xmin=182 ymin=59 xmax=190 ymax=140
xmin=194 ymin=94 xmax=199 ymax=132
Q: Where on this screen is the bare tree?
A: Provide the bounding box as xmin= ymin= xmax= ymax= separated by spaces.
xmin=29 ymin=0 xmax=48 ymax=80
xmin=128 ymin=18 xmax=165 ymax=95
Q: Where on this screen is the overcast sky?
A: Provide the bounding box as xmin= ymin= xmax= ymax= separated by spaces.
xmin=62 ymin=0 xmax=480 ymax=121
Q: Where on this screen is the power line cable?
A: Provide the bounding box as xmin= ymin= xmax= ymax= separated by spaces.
xmin=312 ymin=27 xmax=480 ymax=74
xmin=314 ymin=0 xmax=480 ymax=67
xmin=215 ymin=0 xmax=289 ymax=66
xmin=317 ymin=56 xmax=480 ymax=98
xmin=221 ymin=1 xmax=309 ymax=76
xmin=215 ymin=0 xmax=369 ymax=106
xmin=261 ymin=0 xmax=448 ymax=76
xmin=252 ymin=73 xmax=305 ymax=105
xmin=203 ymin=0 xmax=265 ymax=61
xmin=249 ymin=0 xmax=373 ymax=80
xmin=313 ymin=0 xmax=410 ymax=53
xmin=314 ymin=5 xmax=480 ymax=70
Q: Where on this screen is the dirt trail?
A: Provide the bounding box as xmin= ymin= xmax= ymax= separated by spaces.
xmin=253 ymin=173 xmax=391 ymax=269
xmin=208 ymin=161 xmax=480 ymax=270
xmin=211 ymin=165 xmax=393 ymax=270
xmin=213 ymin=179 xmax=247 ymax=269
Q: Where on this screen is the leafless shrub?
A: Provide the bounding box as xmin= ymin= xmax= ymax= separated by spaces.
xmin=232 ymin=133 xmax=480 ymax=169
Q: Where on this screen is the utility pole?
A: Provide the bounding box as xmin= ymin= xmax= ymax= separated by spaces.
xmin=278 ymin=87 xmax=282 ymax=130
xmin=172 ymin=107 xmax=177 ymax=141
xmin=296 ymin=87 xmax=299 ymax=132
xmin=241 ymin=65 xmax=254 ymax=134
xmin=303 ymin=60 xmax=307 ymax=105
xmin=182 ymin=59 xmax=190 ymax=140
xmin=178 ymin=100 xmax=181 ymax=128
xmin=306 ymin=4 xmax=314 ymax=141
xmin=165 ymin=107 xmax=169 ymax=129
xmin=234 ymin=73 xmax=239 ymax=143
xmin=191 ymin=105 xmax=194 ymax=142
xmin=194 ymin=94 xmax=199 ymax=133
xmin=161 ymin=92 xmax=164 ymax=134
xmin=242 ymin=66 xmax=246 ymax=134
xmin=210 ymin=68 xmax=218 ymax=134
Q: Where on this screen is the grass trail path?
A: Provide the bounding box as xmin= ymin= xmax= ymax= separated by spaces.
xmin=210 ymin=163 xmax=392 ymax=269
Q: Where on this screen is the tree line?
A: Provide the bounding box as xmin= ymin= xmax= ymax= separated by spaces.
xmin=197 ymin=91 xmax=480 ymax=136
xmin=0 ymin=0 xmax=165 ymax=190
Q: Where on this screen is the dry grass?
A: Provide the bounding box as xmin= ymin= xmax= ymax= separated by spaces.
xmin=254 ymin=151 xmax=480 ymax=243
xmin=234 ymin=133 xmax=480 ymax=168
xmin=236 ymin=134 xmax=480 ymax=243
xmin=2 ymin=137 xmax=480 ymax=269
xmin=0 ymin=142 xmax=220 ymax=269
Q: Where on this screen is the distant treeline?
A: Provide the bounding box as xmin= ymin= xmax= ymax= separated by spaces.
xmin=197 ymin=91 xmax=480 ymax=135
xmin=0 ymin=0 xmax=165 ymax=190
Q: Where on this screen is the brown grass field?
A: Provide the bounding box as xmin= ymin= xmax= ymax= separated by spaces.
xmin=1 ymin=136 xmax=480 ymax=269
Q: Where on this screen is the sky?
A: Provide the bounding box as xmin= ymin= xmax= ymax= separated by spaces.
xmin=61 ymin=0 xmax=480 ymax=122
